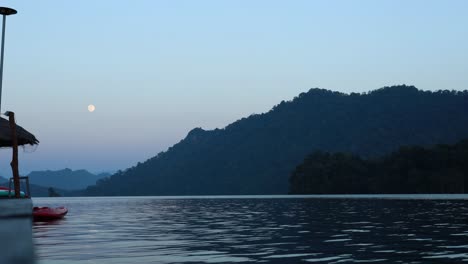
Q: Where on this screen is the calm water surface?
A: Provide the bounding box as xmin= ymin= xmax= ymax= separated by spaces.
xmin=32 ymin=195 xmax=468 ymax=263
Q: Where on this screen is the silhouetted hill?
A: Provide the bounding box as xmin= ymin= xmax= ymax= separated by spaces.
xmin=28 ymin=169 xmax=109 ymax=191
xmin=85 ymin=85 xmax=468 ymax=195
xmin=290 ymin=140 xmax=468 ymax=194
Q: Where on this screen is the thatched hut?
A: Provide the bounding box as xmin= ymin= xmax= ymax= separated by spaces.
xmin=0 ymin=113 xmax=39 ymax=198
xmin=0 ymin=117 xmax=39 ymax=147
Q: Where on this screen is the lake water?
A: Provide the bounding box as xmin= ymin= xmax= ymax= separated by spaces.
xmin=32 ymin=195 xmax=468 ymax=263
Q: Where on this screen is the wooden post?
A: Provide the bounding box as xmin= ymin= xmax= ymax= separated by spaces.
xmin=8 ymin=111 xmax=20 ymax=198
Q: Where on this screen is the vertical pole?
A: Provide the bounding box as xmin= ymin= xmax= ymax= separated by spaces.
xmin=8 ymin=111 xmax=20 ymax=198
xmin=25 ymin=176 xmax=30 ymax=198
xmin=0 ymin=15 xmax=6 ymax=112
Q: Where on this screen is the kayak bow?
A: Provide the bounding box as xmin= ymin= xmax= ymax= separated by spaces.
xmin=33 ymin=206 xmax=68 ymax=221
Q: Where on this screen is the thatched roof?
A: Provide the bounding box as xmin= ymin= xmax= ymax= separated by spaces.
xmin=0 ymin=117 xmax=39 ymax=147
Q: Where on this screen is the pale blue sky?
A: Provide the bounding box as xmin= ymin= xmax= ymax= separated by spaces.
xmin=0 ymin=0 xmax=467 ymax=175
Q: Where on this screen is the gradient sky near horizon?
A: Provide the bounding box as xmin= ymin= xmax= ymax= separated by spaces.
xmin=0 ymin=0 xmax=467 ymax=176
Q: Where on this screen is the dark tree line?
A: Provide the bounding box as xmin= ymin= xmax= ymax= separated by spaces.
xmin=289 ymin=140 xmax=468 ymax=194
xmin=85 ymin=85 xmax=468 ymax=196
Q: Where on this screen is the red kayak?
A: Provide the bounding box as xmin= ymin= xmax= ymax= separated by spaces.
xmin=33 ymin=206 xmax=68 ymax=221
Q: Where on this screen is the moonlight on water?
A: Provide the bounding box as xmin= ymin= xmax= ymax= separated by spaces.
xmin=88 ymin=104 xmax=95 ymax=112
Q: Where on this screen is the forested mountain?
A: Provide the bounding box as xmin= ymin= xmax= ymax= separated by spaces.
xmin=85 ymin=85 xmax=468 ymax=196
xmin=289 ymin=140 xmax=468 ymax=194
xmin=28 ymin=169 xmax=109 ymax=190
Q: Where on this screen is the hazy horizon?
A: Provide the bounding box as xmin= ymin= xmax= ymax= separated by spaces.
xmin=0 ymin=0 xmax=467 ymax=176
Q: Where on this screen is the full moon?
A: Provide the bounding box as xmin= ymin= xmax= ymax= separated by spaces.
xmin=88 ymin=104 xmax=96 ymax=112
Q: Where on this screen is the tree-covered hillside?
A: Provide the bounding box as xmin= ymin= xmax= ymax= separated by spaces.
xmin=289 ymin=140 xmax=468 ymax=194
xmin=85 ymin=85 xmax=468 ymax=195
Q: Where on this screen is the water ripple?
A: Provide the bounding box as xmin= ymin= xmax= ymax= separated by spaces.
xmin=33 ymin=196 xmax=468 ymax=263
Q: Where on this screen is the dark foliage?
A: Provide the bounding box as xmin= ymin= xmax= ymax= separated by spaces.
xmin=290 ymin=140 xmax=468 ymax=194
xmin=48 ymin=187 xmax=61 ymax=197
xmin=85 ymin=85 xmax=468 ymax=195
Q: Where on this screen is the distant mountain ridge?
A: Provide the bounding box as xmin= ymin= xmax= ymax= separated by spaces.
xmin=85 ymin=85 xmax=468 ymax=196
xmin=28 ymin=168 xmax=110 ymax=191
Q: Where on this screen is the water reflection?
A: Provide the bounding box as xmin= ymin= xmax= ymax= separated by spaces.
xmin=33 ymin=196 xmax=468 ymax=263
